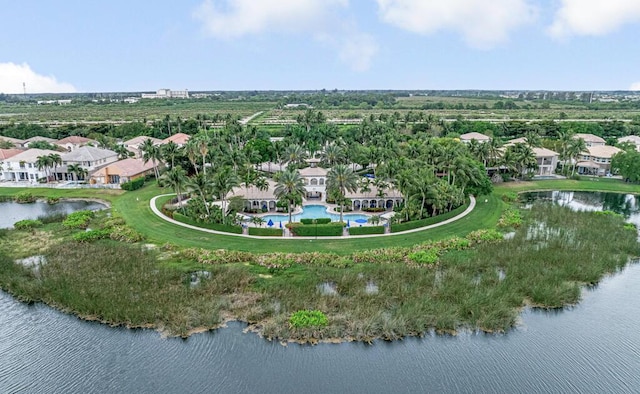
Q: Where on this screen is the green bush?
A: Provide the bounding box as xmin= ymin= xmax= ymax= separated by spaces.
xmin=14 ymin=191 xmax=36 ymax=204
xmin=497 ymin=208 xmax=522 ymax=228
xmin=408 ymin=248 xmax=440 ymax=265
xmin=46 ymin=197 xmax=60 ymax=204
xmin=300 ymin=218 xmax=332 ymax=225
xmin=288 ymin=222 xmax=344 ymax=236
xmin=391 ymin=202 xmax=468 ymax=233
xmin=173 ymin=212 xmax=242 ymax=234
xmin=501 ymin=192 xmax=518 ymax=203
xmin=62 ymin=210 xmax=95 ymax=229
xmin=248 ymin=227 xmax=283 ymax=236
xmin=120 ymin=177 xmax=145 ymax=191
xmin=109 ymin=226 xmax=144 ymax=243
xmin=14 ymin=219 xmax=43 ymax=230
xmin=289 ymin=310 xmax=329 ymax=328
xmin=465 ymin=229 xmax=503 ymax=244
xmin=74 ymin=229 xmax=112 ymax=242
xmin=348 ymin=226 xmax=385 ymax=235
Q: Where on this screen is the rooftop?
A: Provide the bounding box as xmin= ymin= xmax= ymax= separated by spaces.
xmin=574 ymin=133 xmax=605 ymax=144
xmin=585 ymin=145 xmax=622 ymax=158
xmin=62 ymin=146 xmax=117 ymax=162
xmin=6 ymin=148 xmax=61 ymax=162
xmin=460 ymin=132 xmax=491 ymax=141
xmin=57 ymin=136 xmax=93 ymax=145
xmin=0 ymin=148 xmax=24 ymax=160
xmin=92 ymin=158 xmax=156 ymax=177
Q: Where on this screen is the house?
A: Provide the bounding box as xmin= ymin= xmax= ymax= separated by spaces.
xmin=617 ymin=135 xmax=640 ymax=151
xmin=460 ymin=132 xmax=491 ymax=144
xmin=1 ymin=148 xmax=60 ymax=182
xmin=91 ymin=158 xmax=157 ymax=185
xmin=141 ymin=89 xmax=189 ymax=99
xmin=345 ymin=182 xmax=403 ymax=211
xmin=22 ymin=136 xmax=58 ymax=148
xmin=122 ymin=136 xmax=162 ymax=158
xmin=227 ymin=180 xmax=280 ymax=212
xmin=0 ymin=149 xmax=24 ymax=180
xmin=161 ymin=133 xmax=190 ymax=147
xmin=298 ymin=159 xmax=327 ymax=200
xmin=532 ymin=147 xmax=559 ymax=176
xmin=574 ymin=133 xmax=605 ymax=147
xmin=56 ymin=136 xmax=95 ymax=151
xmin=0 ymin=136 xmax=24 ymax=148
xmin=576 ymin=145 xmax=622 ymax=176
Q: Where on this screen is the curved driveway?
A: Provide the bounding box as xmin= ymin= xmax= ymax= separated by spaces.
xmin=150 ymin=195 xmax=477 ymax=240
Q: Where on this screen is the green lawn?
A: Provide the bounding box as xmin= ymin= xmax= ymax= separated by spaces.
xmin=3 ymin=177 xmax=640 ymax=254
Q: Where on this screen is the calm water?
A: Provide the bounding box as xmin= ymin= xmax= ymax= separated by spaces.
xmin=0 ymin=200 xmax=107 ymax=229
xmin=260 ymin=204 xmax=370 ymax=224
xmin=1 ymin=191 xmax=639 ymax=393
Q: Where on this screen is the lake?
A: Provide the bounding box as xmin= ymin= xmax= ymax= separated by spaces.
xmin=0 ymin=200 xmax=107 ymax=229
xmin=0 ymin=191 xmax=639 ymax=393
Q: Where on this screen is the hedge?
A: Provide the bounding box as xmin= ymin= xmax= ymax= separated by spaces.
xmin=300 ymin=218 xmax=332 ymax=225
xmin=248 ymin=227 xmax=283 ymax=236
xmin=288 ymin=222 xmax=344 ymax=237
xmin=390 ymin=202 xmax=468 ymax=233
xmin=120 ymin=177 xmax=145 ymax=191
xmin=172 ymin=212 xmax=243 ymax=234
xmin=348 ymin=226 xmax=385 ymax=235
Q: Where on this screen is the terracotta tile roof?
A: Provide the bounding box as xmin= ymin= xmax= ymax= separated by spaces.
xmin=0 ymin=148 xmax=24 ymax=160
xmin=574 ymin=133 xmax=605 ymax=144
xmin=57 ymin=136 xmax=93 ymax=144
xmin=161 ymin=133 xmax=191 ymax=145
xmin=92 ymin=158 xmax=157 ymax=177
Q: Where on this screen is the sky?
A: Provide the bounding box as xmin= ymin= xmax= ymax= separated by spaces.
xmin=1 ymin=0 xmax=640 ymax=93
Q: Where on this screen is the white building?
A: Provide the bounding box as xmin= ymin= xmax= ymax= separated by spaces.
xmin=574 ymin=133 xmax=605 ymax=147
xmin=61 ymin=146 xmax=118 ymax=172
xmin=617 ymin=135 xmax=640 ymax=152
xmin=299 ymin=159 xmax=327 ymax=200
xmin=577 ymin=145 xmax=622 ymax=176
xmin=460 ymin=132 xmax=491 ymax=144
xmin=1 ymin=149 xmax=60 ymax=182
xmin=141 ymin=89 xmax=189 ymax=99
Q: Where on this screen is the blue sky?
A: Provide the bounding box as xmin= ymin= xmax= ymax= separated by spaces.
xmin=1 ymin=0 xmax=640 ymax=93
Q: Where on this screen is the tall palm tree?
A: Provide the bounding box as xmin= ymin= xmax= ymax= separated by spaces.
xmin=162 ymin=165 xmax=187 ymax=213
xmin=48 ymin=153 xmax=62 ymax=181
xmin=273 ymin=169 xmax=306 ymax=223
xmin=568 ymin=137 xmax=587 ymax=176
xmin=326 ymin=164 xmax=359 ymax=222
xmin=67 ymin=163 xmax=82 ymax=182
xmin=285 ymin=144 xmax=307 ymax=169
xmin=322 ymin=144 xmax=345 ymax=166
xmin=212 ymin=166 xmax=239 ymax=214
xmin=185 ymin=172 xmax=213 ymax=216
xmin=141 ymin=138 xmax=161 ymax=179
xmin=184 ymin=139 xmax=200 ymax=175
xmin=35 ymin=155 xmax=53 ymax=181
xmin=113 ymin=145 xmax=131 ymax=160
xmin=161 ymin=141 xmax=180 ymax=168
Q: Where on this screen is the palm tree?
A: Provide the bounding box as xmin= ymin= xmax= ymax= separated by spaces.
xmin=185 ymin=172 xmax=213 ymax=216
xmin=273 ymin=169 xmax=306 ymax=223
xmin=141 ymin=138 xmax=161 ymax=179
xmin=184 ymin=139 xmax=200 ymax=175
xmin=113 ymin=145 xmax=131 ymax=160
xmin=162 ymin=165 xmax=187 ymax=213
xmin=35 ymin=155 xmax=53 ymax=181
xmin=285 ymin=144 xmax=307 ymax=169
xmin=322 ymin=144 xmax=345 ymax=166
xmin=212 ymin=166 xmax=239 ymax=214
xmin=326 ymin=164 xmax=359 ymax=222
xmin=67 ymin=163 xmax=83 ymax=182
xmin=568 ymin=137 xmax=587 ymax=176
xmin=195 ymin=135 xmax=210 ymax=175
xmin=161 ymin=141 xmax=180 ymax=168
xmin=48 ymin=153 xmax=62 ymax=181
xmin=250 ymin=216 xmax=266 ymax=227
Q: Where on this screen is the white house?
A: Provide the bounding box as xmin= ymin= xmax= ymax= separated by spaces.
xmin=1 ymin=148 xmax=60 ymax=182
xmin=532 ymin=147 xmax=559 ymax=176
xmin=617 ymin=135 xmax=640 ymax=152
xmin=123 ymin=136 xmax=162 ymax=158
xmin=56 ymin=136 xmax=95 ymax=152
xmin=60 ymin=146 xmax=118 ymax=173
xmin=460 ymin=132 xmax=491 ymax=144
xmin=22 ymin=136 xmax=58 ymax=148
xmin=574 ymin=133 xmax=605 ymax=147
xmin=576 ymin=145 xmax=622 ymax=176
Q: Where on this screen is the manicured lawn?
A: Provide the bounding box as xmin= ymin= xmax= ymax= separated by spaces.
xmin=4 ymin=177 xmax=640 ymax=254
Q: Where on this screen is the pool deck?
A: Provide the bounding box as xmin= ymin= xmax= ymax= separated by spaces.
xmin=150 ymin=194 xmax=477 ymax=240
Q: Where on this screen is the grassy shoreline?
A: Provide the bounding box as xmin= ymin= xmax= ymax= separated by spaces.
xmin=1 ymin=178 xmax=640 ymax=343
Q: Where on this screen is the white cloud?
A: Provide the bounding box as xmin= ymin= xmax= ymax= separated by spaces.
xmin=549 ymin=0 xmax=640 ymax=39
xmin=338 ymin=33 xmax=378 ymax=72
xmin=376 ymin=0 xmax=537 ymax=49
xmin=630 ymin=82 xmax=640 ymax=91
xmin=193 ymin=0 xmax=348 ymax=39
xmin=0 ymin=63 xmax=76 ymax=94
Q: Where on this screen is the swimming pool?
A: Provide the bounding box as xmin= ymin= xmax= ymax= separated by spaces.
xmin=258 ymin=205 xmax=370 ymax=224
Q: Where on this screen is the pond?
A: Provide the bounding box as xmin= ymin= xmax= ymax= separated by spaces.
xmin=1 ymin=191 xmax=639 ymax=392
xmin=0 ymin=200 xmax=108 ymax=229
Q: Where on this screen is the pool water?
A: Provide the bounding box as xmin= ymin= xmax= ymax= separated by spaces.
xmin=259 ymin=205 xmax=370 ymax=224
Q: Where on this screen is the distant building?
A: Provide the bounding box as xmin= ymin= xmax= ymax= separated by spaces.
xmin=617 ymin=135 xmax=640 ymax=151
xmin=123 ymin=136 xmax=162 ymax=158
xmin=56 ymin=136 xmax=95 ymax=152
xmin=574 ymin=133 xmax=605 ymax=147
xmin=141 ymin=89 xmax=189 ymax=99
xmin=161 ymin=133 xmax=191 ymax=147
xmin=459 ymin=132 xmax=491 ymax=144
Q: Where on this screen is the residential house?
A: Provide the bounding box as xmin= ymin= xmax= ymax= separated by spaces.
xmin=574 ymin=133 xmax=605 ymax=147
xmin=459 ymin=132 xmax=491 ymax=144
xmin=22 ymin=136 xmax=58 ymax=148
xmin=299 ymin=159 xmax=327 ymax=200
xmin=576 ymin=145 xmax=622 ymax=176
xmin=56 ymin=136 xmax=95 ymax=151
xmin=91 ymin=158 xmax=157 ymax=185
xmin=532 ymin=147 xmax=559 ymax=176
xmin=227 ymin=180 xmax=280 ymax=212
xmin=122 ymin=136 xmax=162 ymax=158
xmin=617 ymin=135 xmax=640 ymax=151
xmin=57 ymin=147 xmax=118 ymax=181
xmin=1 ymin=148 xmax=60 ymax=182
xmin=0 ymin=136 xmax=24 ymax=148
xmin=161 ymin=133 xmax=191 ymax=147
xmin=0 ymin=149 xmax=24 ymax=179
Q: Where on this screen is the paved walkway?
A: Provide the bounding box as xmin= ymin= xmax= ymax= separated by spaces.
xmin=149 ymin=195 xmax=477 ymax=240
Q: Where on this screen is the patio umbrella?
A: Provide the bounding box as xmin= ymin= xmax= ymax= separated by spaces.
xmin=267 ymin=219 xmax=274 ymax=227
xmin=279 ymin=221 xmax=282 ymax=228
xmin=346 ymin=220 xmax=350 ymax=228
xmin=355 ymin=218 xmax=367 ymax=224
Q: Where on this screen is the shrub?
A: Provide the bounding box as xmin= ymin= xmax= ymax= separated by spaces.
xmin=173 ymin=212 xmax=242 ymax=234
xmin=362 ymin=207 xmax=385 ymax=212
xmin=289 ymin=310 xmax=329 ymax=328
xmin=466 ymin=229 xmax=503 ymax=244
xmin=497 ymin=208 xmax=522 ymax=228
xmin=62 ymin=210 xmax=95 ymax=229
xmin=300 ymin=218 xmax=331 ymax=225
xmin=14 ymin=192 xmax=36 ymax=204
xmin=46 ymin=197 xmax=60 ymax=204
xmin=501 ymin=192 xmax=518 ymax=203
xmin=348 ymin=226 xmax=385 ymax=235
xmin=74 ymin=229 xmax=112 ymax=242
xmin=109 ymin=226 xmax=144 ymax=243
xmin=391 ymin=202 xmax=467 ymax=233
xmin=120 ymin=177 xmax=145 ymax=191
xmin=248 ymin=227 xmax=283 ymax=236
xmin=14 ymin=219 xmax=43 ymax=230
xmin=408 ymin=248 xmax=440 ymax=266
xmin=288 ymin=222 xmax=344 ymax=236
